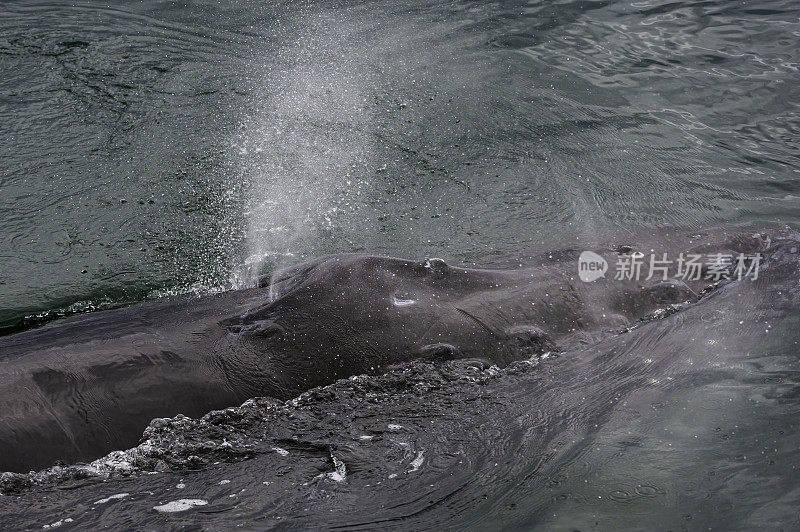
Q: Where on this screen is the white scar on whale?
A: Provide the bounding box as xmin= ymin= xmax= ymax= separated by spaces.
xmin=392 ymin=295 xmax=417 ymax=307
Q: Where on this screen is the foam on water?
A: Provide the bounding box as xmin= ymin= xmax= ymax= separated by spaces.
xmin=153 ymin=499 xmax=208 ymax=513
xmin=42 ymin=518 xmax=73 ymax=529
xmin=94 ymin=493 xmax=129 ymax=505
xmin=408 ymin=450 xmax=425 ymax=473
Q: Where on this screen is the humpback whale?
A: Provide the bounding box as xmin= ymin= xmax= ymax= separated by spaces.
xmin=0 ymin=226 xmax=794 ymax=473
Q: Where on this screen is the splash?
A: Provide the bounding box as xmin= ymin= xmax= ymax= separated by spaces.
xmin=232 ymin=9 xmax=378 ymax=285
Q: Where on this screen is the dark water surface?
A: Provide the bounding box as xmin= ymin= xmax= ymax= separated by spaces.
xmin=1 ymin=0 xmax=800 ymax=529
